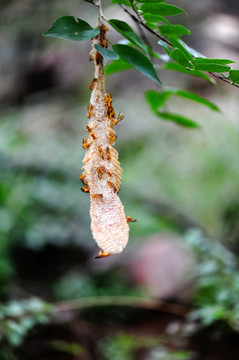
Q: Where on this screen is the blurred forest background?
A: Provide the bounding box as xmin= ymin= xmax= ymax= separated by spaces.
xmin=0 ymin=0 xmax=239 ymax=359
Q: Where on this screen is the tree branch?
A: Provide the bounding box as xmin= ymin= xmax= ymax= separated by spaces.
xmin=51 ymin=295 xmax=190 ymax=317
xmin=120 ymin=4 xmax=239 ymax=89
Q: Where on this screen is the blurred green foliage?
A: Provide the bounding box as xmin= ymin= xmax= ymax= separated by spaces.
xmin=1 ymin=87 xmax=239 ymax=355
xmin=0 ymin=298 xmax=50 ymax=348
xmin=185 ymin=230 xmax=239 ymax=331
xmin=98 ymin=333 xmax=194 ymax=360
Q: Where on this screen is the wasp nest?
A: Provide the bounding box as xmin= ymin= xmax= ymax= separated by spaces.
xmin=80 ymin=25 xmax=132 ymax=258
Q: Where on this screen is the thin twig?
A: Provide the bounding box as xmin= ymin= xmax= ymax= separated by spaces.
xmin=128 ymin=0 xmax=156 ymax=66
xmin=97 ymin=0 xmax=104 ymax=25
xmin=120 ymin=4 xmax=171 ymax=46
xmin=51 ymin=296 xmax=190 ymax=317
xmin=209 ymin=72 xmax=239 ymax=88
xmin=120 ymin=4 xmax=239 ymax=89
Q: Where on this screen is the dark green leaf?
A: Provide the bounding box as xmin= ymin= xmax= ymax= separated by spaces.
xmin=168 ymin=36 xmax=193 ymax=60
xmin=191 ymin=62 xmax=231 ymax=73
xmin=109 ymin=19 xmax=147 ymax=53
xmin=43 ymin=16 xmax=99 ymax=41
xmin=94 ymin=45 xmax=119 ymax=65
xmin=158 ymin=112 xmax=200 ymax=128
xmin=145 ymin=90 xmax=170 ymax=111
xmin=111 ymin=0 xmax=131 ymax=5
xmin=170 ymin=48 xmax=191 ymax=67
xmin=138 ymin=0 xmax=166 ymax=2
xmin=105 ymin=58 xmax=133 ymax=76
xmin=143 ymin=14 xmax=170 ymax=24
xmin=162 ymin=62 xmax=216 ymax=84
xmin=146 ymin=88 xmax=219 ymax=113
xmin=229 ymin=70 xmax=239 ymax=84
xmin=193 ymin=58 xmax=235 ymax=65
xmin=112 ymin=44 xmax=161 ymax=84
xmin=169 ymin=89 xmax=219 ymax=111
xmin=159 ymin=24 xmax=190 ymax=37
xmin=141 ymin=3 xmax=186 ymax=16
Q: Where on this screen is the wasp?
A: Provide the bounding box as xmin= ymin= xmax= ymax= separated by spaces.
xmin=101 ymin=24 xmax=109 ymax=34
xmin=107 ymin=180 xmax=117 ymax=193
xmin=110 ymin=133 xmax=117 ymax=144
xmin=81 ymin=186 xmax=90 ymax=193
xmin=97 ymin=166 xmax=112 ymax=180
xmin=79 ymin=174 xmax=86 ymax=185
xmin=89 ymin=78 xmax=97 ymax=91
xmin=91 ymin=193 xmax=103 ymax=199
xmin=95 ymin=51 xmax=102 ymax=66
xmin=117 ymin=113 xmax=124 ymax=123
xmin=96 ymin=166 xmax=103 ymax=180
xmin=106 ymin=146 xmax=111 ymax=161
xmin=126 ymin=216 xmax=137 ymax=223
xmin=103 ymin=167 xmax=112 ymax=177
xmin=112 ymin=113 xmax=124 ymax=126
xmin=82 ymin=139 xmax=90 ymax=149
xmin=86 ymin=125 xmax=92 ymax=133
xmin=105 ymin=93 xmax=112 ymax=106
xmin=98 ymin=145 xmax=105 ymax=160
xmin=100 ymin=37 xmax=108 ymax=48
xmin=91 ymin=133 xmax=97 ymax=140
xmin=95 ymin=249 xmax=111 ymax=259
xmin=87 ymin=104 xmax=93 ymax=118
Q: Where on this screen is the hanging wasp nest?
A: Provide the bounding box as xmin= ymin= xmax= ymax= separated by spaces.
xmin=80 ymin=24 xmax=132 ymax=258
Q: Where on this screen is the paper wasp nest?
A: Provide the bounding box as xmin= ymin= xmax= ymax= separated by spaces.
xmin=80 ymin=25 xmax=129 ymax=258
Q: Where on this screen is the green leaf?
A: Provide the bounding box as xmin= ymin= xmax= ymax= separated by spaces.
xmin=159 ymin=24 xmax=191 ymax=37
xmin=105 ymin=58 xmax=133 ymax=76
xmin=192 ymin=58 xmax=235 ymax=65
xmin=94 ymin=45 xmax=119 ymax=65
xmin=145 ymin=22 xmax=158 ymax=30
xmin=111 ymin=0 xmax=131 ymax=5
xmin=191 ymin=62 xmax=231 ymax=73
xmin=158 ymin=39 xmax=171 ymax=56
xmin=158 ymin=112 xmax=200 ymax=128
xmin=146 ymin=88 xmax=219 ymax=113
xmin=162 ymin=62 xmax=216 ymax=84
xmin=168 ymin=36 xmax=193 ymax=60
xmin=141 ymin=3 xmax=186 ymax=16
xmin=145 ymin=90 xmax=170 ymax=111
xmin=109 ymin=19 xmax=147 ymax=53
xmin=143 ymin=14 xmax=170 ymax=24
xmin=169 ymin=88 xmax=219 ymax=111
xmin=112 ymin=44 xmax=161 ymax=84
xmin=170 ymin=48 xmax=191 ymax=67
xmin=43 ymin=16 xmax=99 ymax=41
xmin=138 ymin=0 xmax=166 ymax=2
xmin=229 ymin=70 xmax=239 ymax=84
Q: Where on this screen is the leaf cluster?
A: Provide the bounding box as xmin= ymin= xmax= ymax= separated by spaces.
xmin=42 ymin=0 xmax=238 ymax=128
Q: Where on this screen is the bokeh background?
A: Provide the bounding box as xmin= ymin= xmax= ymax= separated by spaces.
xmin=0 ymin=0 xmax=239 ymax=359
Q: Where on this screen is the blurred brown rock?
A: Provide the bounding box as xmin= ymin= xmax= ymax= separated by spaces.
xmin=129 ymin=234 xmax=195 ymax=302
